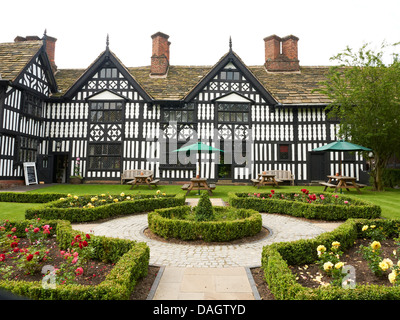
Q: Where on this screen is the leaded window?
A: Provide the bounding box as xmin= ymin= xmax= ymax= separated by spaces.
xmin=162 ymin=103 xmax=195 ymax=123
xmin=90 ymin=101 xmax=123 ymax=123
xmin=99 ymin=68 xmax=118 ymax=79
xmin=18 ymin=136 xmax=38 ymax=163
xmin=88 ymin=144 xmax=121 ymax=169
xmin=217 ymin=103 xmax=249 ymax=123
xmin=23 ymin=94 xmax=43 ymax=118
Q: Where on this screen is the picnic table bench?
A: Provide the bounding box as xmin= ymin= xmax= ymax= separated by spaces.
xmin=182 ymin=178 xmax=215 ymax=195
xmin=320 ymin=175 xmax=365 ymax=194
xmin=122 ymin=169 xmax=160 ymax=189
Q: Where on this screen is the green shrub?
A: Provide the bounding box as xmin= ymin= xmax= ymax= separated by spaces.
xmin=382 ymin=168 xmax=400 ymax=188
xmin=261 ymin=218 xmax=400 ymax=300
xmin=194 ymin=192 xmax=214 ymax=221
xmin=0 ymin=219 xmax=149 ymax=300
xmin=148 ymin=205 xmax=262 ymax=242
xmin=0 ymin=192 xmax=67 ymax=203
xmin=228 ymin=192 xmax=381 ymax=221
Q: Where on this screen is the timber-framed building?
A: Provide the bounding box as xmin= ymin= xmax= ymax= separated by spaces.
xmin=0 ymin=31 xmax=369 ymax=187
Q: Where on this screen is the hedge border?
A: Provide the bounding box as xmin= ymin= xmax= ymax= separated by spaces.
xmin=261 ymin=218 xmax=400 ymax=300
xmin=25 ymin=193 xmax=186 ymax=222
xmin=0 ymin=218 xmax=150 ymax=300
xmin=228 ymin=192 xmax=381 ymax=221
xmin=147 ymin=205 xmax=262 ymax=242
xmin=0 ymin=192 xmax=68 ymax=203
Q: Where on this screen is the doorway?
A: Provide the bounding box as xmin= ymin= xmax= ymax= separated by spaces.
xmin=308 ymin=152 xmax=327 ymax=181
xmin=53 ymin=154 xmax=69 ymax=183
xmin=217 ymin=150 xmax=232 ymax=179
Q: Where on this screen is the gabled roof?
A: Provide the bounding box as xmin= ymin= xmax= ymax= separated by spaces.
xmin=58 ymin=48 xmax=152 ymax=102
xmin=0 ymin=40 xmax=43 ymax=81
xmin=0 ymin=40 xmax=57 ymax=93
xmin=53 ymin=50 xmax=332 ymax=105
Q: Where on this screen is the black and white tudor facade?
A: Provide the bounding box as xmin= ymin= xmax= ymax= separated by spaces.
xmin=0 ymin=32 xmax=369 ymax=187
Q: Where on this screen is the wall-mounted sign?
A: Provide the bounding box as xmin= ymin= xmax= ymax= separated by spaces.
xmin=23 ymin=162 xmax=38 ymax=186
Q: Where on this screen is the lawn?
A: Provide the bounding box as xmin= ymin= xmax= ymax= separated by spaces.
xmin=0 ymin=202 xmax=44 ymax=220
xmin=0 ymin=184 xmax=399 ymax=220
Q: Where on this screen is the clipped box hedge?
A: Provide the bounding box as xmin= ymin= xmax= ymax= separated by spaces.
xmin=228 ymin=192 xmax=381 ymax=221
xmin=148 ymin=205 xmax=262 ymax=242
xmin=0 ymin=192 xmax=68 ymax=203
xmin=261 ymin=218 xmax=400 ymax=300
xmin=0 ymin=219 xmax=149 ymax=300
xmin=25 ymin=193 xmax=186 ymax=222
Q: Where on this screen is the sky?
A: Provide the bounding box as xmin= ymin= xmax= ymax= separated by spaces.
xmin=2 ymin=0 xmax=400 ymax=69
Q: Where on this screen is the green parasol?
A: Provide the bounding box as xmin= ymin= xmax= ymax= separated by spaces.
xmin=172 ymin=142 xmax=223 ymax=178
xmin=312 ymin=139 xmax=372 ymax=175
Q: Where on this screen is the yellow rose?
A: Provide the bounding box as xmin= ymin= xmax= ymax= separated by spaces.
xmin=332 ymin=241 xmax=340 ymax=249
xmin=389 ymin=271 xmax=397 ymax=284
xmin=370 ymin=225 xmax=376 ymax=229
xmin=383 ymin=258 xmax=393 ymax=268
xmin=317 ymin=245 xmax=326 ymax=253
xmin=113 ymin=199 xmax=118 ymax=202
xmin=371 ymin=241 xmax=381 ymax=250
xmin=162 ymin=193 xmax=166 ymax=196
xmin=335 ymin=262 xmax=344 ymax=269
xmin=59 ymin=198 xmax=65 ymax=201
xmin=379 ymin=261 xmax=389 ymax=271
xmin=120 ymin=192 xmax=125 ymax=197
xmin=67 ymin=194 xmax=72 ymax=197
xmin=74 ymin=195 xmax=79 ymax=200
xmin=323 ymin=262 xmax=333 ymax=271
xmin=156 ymin=190 xmax=161 ymax=194
xmin=362 ymin=225 xmax=368 ymax=231
xmin=126 ymin=196 xmax=131 ymax=200
xmin=101 ymin=194 xmax=106 ymax=197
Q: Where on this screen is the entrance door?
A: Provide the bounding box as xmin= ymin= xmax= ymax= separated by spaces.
xmin=217 ymin=151 xmax=232 ymax=179
xmin=53 ymin=154 xmax=69 ymax=183
xmin=308 ymin=152 xmax=327 ymax=181
xmin=36 ymin=154 xmax=53 ymax=184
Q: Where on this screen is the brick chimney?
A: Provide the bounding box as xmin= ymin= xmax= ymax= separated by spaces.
xmin=44 ymin=35 xmax=57 ymax=72
xmin=14 ymin=34 xmax=57 ymax=72
xmin=264 ymin=34 xmax=299 ymax=72
xmin=150 ymin=32 xmax=170 ymax=76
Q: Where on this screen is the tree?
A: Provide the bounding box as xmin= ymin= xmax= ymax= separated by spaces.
xmin=317 ymin=42 xmax=400 ymax=191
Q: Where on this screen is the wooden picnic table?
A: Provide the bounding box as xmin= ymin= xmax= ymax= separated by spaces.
xmin=320 ymin=175 xmax=366 ymax=194
xmin=181 ymin=177 xmax=216 ymax=196
xmin=128 ymin=173 xmax=160 ymax=189
xmin=251 ymin=173 xmax=281 ymax=188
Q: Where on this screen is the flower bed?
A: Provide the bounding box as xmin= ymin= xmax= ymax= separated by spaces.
xmin=148 ymin=192 xmax=262 ymax=242
xmin=0 ymin=218 xmax=149 ymax=300
xmin=261 ymin=218 xmax=400 ymax=300
xmin=228 ymin=189 xmax=381 ymax=221
xmin=25 ymin=192 xmax=186 ymax=222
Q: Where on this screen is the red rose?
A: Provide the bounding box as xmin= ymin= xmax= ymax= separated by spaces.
xmin=26 ymin=254 xmax=34 ymax=261
xmin=0 ymin=254 xmax=5 ymax=261
xmin=82 ymin=241 xmax=88 ymax=247
xmin=33 ymin=228 xmax=39 ymax=233
xmin=85 ymin=234 xmax=91 ymax=239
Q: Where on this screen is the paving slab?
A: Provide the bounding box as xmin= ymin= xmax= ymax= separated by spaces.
xmin=152 ymin=267 xmax=255 ymax=300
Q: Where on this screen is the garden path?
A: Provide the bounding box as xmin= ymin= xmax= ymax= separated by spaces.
xmin=72 ymin=198 xmax=342 ymax=300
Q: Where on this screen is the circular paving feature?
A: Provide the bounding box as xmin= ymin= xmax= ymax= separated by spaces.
xmin=72 ymin=212 xmax=335 ymax=268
